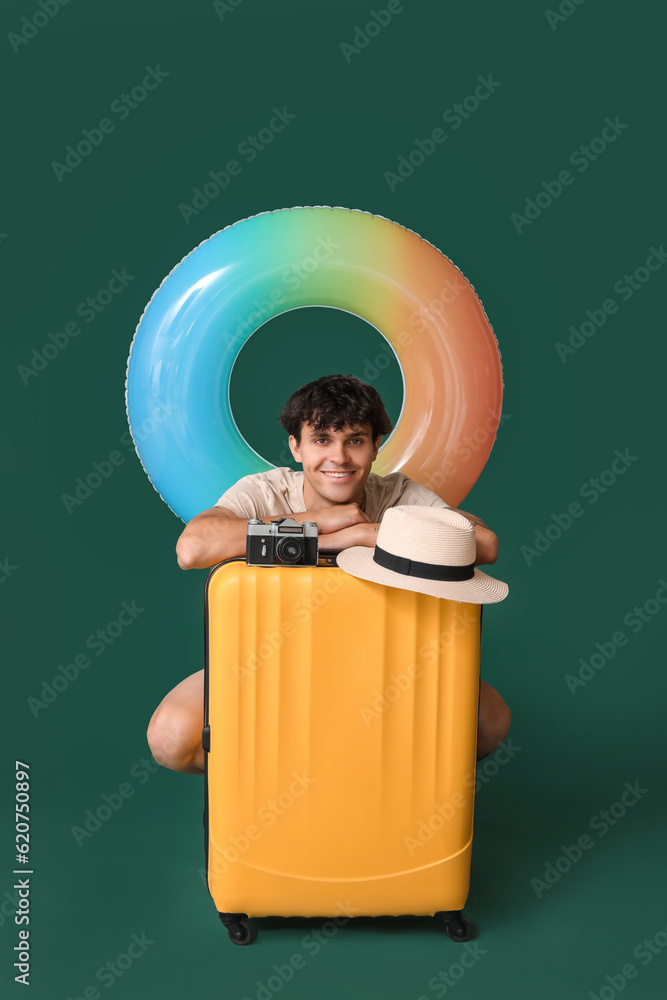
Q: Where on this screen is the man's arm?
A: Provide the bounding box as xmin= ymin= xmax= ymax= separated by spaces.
xmin=453 ymin=509 xmax=499 ymax=566
xmin=317 ymin=522 xmax=380 ymax=552
xmin=175 ymin=503 xmax=371 ymax=570
xmin=321 ymin=511 xmax=499 ymax=566
xmin=176 ymin=502 xmax=498 ymax=568
xmin=176 ymin=507 xmax=249 ymax=570
xmin=394 ymin=478 xmax=499 ymax=565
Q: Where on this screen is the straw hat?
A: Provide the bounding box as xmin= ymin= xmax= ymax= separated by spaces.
xmin=336 ymin=506 xmax=508 ymax=603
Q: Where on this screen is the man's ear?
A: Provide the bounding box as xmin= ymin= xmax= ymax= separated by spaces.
xmin=372 ymin=435 xmax=382 ymax=460
xmin=288 ymin=434 xmax=302 ymax=463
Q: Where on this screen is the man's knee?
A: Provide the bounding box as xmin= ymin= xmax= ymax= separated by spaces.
xmin=477 ymin=685 xmax=511 ymax=759
xmin=146 ymin=703 xmax=191 ymax=771
xmin=493 ymin=700 xmax=511 ymax=746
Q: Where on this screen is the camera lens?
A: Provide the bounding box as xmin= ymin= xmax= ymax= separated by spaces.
xmin=276 ymin=537 xmax=304 ymax=564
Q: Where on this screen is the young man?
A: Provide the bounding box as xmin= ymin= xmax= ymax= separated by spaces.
xmin=147 ymin=374 xmax=510 ymax=773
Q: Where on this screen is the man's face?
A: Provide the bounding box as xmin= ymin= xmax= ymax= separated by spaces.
xmin=289 ymin=421 xmax=381 ymax=509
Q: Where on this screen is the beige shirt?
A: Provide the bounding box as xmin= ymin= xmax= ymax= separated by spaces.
xmin=214 ymin=467 xmax=449 ymax=522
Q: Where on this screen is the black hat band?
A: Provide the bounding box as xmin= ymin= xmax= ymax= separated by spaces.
xmin=373 ymin=545 xmax=475 ymax=582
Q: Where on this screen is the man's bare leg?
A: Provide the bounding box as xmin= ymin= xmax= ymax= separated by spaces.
xmin=147 ymin=669 xmax=206 ymax=774
xmin=476 ymin=680 xmax=511 ymax=760
xmin=147 ymin=672 xmax=511 ymax=774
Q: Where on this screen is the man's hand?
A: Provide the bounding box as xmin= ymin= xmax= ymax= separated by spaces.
xmin=306 ymin=503 xmax=370 ymax=534
xmin=322 ymin=510 xmax=499 ymax=564
xmin=452 ymin=509 xmax=499 ymax=566
xmin=319 ymin=521 xmax=380 ymax=552
xmin=176 ymin=502 xmax=371 ymax=569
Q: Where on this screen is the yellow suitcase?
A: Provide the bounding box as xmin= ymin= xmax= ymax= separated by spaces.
xmin=203 ymin=557 xmax=482 ymax=946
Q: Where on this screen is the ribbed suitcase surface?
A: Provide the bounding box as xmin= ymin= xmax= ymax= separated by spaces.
xmin=204 ymin=560 xmax=481 ymax=919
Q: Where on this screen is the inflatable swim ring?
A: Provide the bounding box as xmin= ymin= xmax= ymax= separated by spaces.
xmin=125 ymin=206 xmax=503 ymax=523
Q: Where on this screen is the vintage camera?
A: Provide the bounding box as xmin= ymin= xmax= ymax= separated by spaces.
xmin=246 ymin=517 xmax=319 ymax=566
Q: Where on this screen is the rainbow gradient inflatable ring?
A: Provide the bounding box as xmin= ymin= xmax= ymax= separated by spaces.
xmin=125 ymin=206 xmax=504 ymax=523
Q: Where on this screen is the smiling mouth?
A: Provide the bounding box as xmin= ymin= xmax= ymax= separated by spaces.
xmin=321 ymin=470 xmax=355 ymax=478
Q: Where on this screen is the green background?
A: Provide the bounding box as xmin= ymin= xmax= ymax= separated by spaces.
xmin=2 ymin=0 xmax=666 ymax=997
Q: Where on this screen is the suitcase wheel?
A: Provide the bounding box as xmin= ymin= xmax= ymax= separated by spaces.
xmin=436 ymin=910 xmax=473 ymax=942
xmin=446 ymin=916 xmax=472 ymax=942
xmin=220 ymin=915 xmax=257 ymax=946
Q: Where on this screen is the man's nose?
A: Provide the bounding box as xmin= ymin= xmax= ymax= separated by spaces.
xmin=330 ymin=441 xmax=350 ymax=463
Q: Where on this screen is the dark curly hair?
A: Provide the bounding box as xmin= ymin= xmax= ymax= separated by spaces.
xmin=278 ymin=374 xmax=393 ymax=443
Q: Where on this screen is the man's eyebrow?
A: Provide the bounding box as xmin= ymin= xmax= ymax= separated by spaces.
xmin=309 ymin=429 xmax=369 ymax=438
